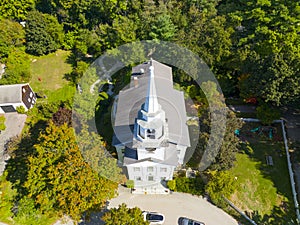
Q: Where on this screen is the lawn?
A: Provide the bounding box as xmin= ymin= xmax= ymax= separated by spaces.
xmin=29 ymin=49 xmax=75 ymax=103
xmin=228 ymin=122 xmax=295 ymax=224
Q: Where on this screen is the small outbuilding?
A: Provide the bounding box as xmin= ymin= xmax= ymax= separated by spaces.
xmin=0 ymin=83 xmax=36 ymax=113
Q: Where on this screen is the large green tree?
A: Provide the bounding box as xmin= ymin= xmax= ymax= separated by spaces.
xmin=102 ymin=203 xmax=149 ymax=225
xmin=0 ymin=0 xmax=35 ymax=20
xmin=25 ymin=11 xmax=64 ymax=55
xmin=219 ymin=0 xmax=300 ymax=105
xmin=0 ymin=48 xmax=31 ymax=84
xmin=77 ymin=125 xmax=125 ymax=183
xmin=0 ymin=19 xmax=25 ymax=60
xmin=24 ymin=121 xmax=118 ymax=220
xmin=188 ymin=81 xmax=242 ymax=171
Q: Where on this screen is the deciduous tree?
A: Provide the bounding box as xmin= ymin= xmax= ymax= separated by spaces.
xmin=25 ymin=11 xmax=64 ymax=55
xmin=24 ymin=121 xmax=118 ymax=220
xmin=0 ymin=19 xmax=25 ymax=60
xmin=0 ymin=0 xmax=35 ymax=20
xmin=0 ymin=48 xmax=31 ymax=84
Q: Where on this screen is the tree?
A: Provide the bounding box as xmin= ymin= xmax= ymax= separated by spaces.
xmin=24 ymin=121 xmax=118 ymax=220
xmin=0 ymin=48 xmax=31 ymax=84
xmin=212 ymin=110 xmax=243 ymax=171
xmin=77 ymin=125 xmax=125 ymax=184
xmin=219 ymin=0 xmax=300 ymax=105
xmin=102 ymin=203 xmax=149 ymax=225
xmin=0 ymin=19 xmax=25 ymax=60
xmin=51 ymin=107 xmax=72 ymax=127
xmin=256 ymin=104 xmax=280 ymax=125
xmin=25 ymin=11 xmax=64 ymax=55
xmin=188 ymin=81 xmax=242 ymax=171
xmin=0 ymin=0 xmax=35 ymax=20
xmin=205 ymin=170 xmax=236 ymax=207
xmin=149 ymin=14 xmax=177 ymax=41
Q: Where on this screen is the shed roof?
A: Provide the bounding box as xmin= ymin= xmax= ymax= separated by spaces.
xmin=0 ymin=83 xmax=26 ymax=104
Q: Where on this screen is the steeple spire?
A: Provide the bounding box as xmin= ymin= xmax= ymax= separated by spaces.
xmin=143 ymin=63 xmax=159 ymax=113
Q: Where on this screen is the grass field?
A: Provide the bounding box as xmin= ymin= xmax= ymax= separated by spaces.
xmin=228 ymin=122 xmax=295 ymax=224
xmin=29 ymin=50 xmax=75 ymax=103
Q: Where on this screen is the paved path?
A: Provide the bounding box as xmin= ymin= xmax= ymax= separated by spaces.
xmin=107 ymin=186 xmax=238 ymax=225
xmin=0 ymin=113 xmax=27 ymax=175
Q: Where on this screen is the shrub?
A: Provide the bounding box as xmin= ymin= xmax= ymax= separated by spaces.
xmin=16 ymin=106 xmax=26 ymax=114
xmin=0 ymin=116 xmax=6 ymax=131
xmin=167 ymin=180 xmax=176 ymax=191
xmin=51 ymin=107 xmax=72 ymax=127
xmin=170 ymin=176 xmax=205 ymax=196
xmin=175 ymin=177 xmax=204 ymax=196
xmin=125 ymin=180 xmax=134 ymax=189
xmin=205 ymin=170 xmax=236 ymax=207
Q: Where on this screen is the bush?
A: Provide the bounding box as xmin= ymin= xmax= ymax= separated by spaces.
xmin=16 ymin=106 xmax=26 ymax=114
xmin=125 ymin=180 xmax=134 ymax=189
xmin=0 ymin=116 xmax=6 ymax=131
xmin=167 ymin=180 xmax=176 ymax=191
xmin=170 ymin=176 xmax=205 ymax=196
xmin=205 ymin=170 xmax=236 ymax=207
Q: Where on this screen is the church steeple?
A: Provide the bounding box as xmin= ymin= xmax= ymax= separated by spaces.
xmin=134 ymin=59 xmax=168 ymax=146
xmin=143 ymin=62 xmax=159 ymax=114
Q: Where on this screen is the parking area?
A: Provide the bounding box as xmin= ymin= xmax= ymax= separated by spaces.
xmin=107 ymin=185 xmax=238 ymax=225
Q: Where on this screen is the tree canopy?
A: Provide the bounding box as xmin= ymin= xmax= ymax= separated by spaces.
xmin=24 ymin=121 xmax=118 ymax=220
xmin=25 ymin=10 xmax=64 ymax=56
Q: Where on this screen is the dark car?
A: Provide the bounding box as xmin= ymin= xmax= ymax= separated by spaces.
xmin=178 ymin=217 xmax=205 ymax=225
xmin=142 ymin=211 xmax=165 ymax=224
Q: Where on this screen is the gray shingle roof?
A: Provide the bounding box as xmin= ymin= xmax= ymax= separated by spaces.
xmin=113 ymin=60 xmax=190 ymax=147
xmin=0 ymin=84 xmax=24 ymax=104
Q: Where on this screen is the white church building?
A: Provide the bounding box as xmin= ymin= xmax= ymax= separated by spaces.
xmin=112 ymin=59 xmax=190 ymax=194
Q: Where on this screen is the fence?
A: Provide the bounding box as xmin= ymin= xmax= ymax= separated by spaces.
xmin=241 ymin=118 xmax=300 ymax=222
xmin=223 ymin=197 xmax=257 ymax=225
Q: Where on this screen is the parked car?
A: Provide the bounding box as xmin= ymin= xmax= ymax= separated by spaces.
xmin=178 ymin=217 xmax=205 ymax=225
xmin=142 ymin=211 xmax=165 ymax=224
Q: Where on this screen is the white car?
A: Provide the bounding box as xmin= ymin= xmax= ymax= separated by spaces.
xmin=142 ymin=211 xmax=165 ymax=224
xmin=178 ymin=217 xmax=205 ymax=225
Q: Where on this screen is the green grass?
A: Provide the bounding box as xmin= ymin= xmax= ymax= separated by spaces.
xmin=229 ymin=141 xmax=294 ymax=223
xmin=29 ymin=49 xmax=75 ymax=104
xmin=29 ymin=49 xmax=72 ymax=92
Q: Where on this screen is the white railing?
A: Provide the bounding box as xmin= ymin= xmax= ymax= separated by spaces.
xmin=241 ymin=118 xmax=300 ymax=222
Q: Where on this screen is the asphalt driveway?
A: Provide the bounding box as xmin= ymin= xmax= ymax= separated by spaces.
xmin=0 ymin=113 xmax=27 ymax=175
